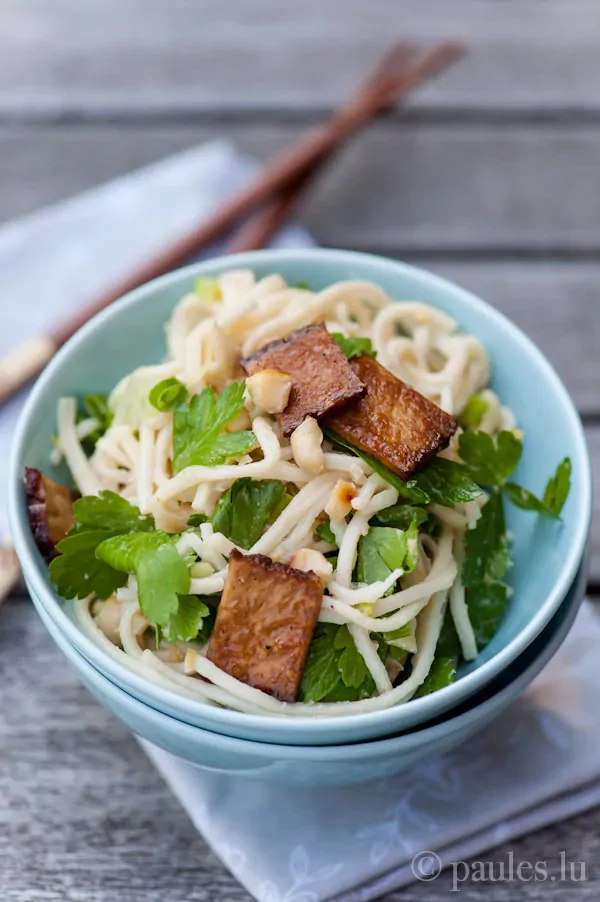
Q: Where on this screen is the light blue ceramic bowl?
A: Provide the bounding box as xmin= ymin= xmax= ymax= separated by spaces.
xmin=32 ymin=554 xmax=587 ymax=786
xmin=9 ymin=249 xmax=592 ymax=746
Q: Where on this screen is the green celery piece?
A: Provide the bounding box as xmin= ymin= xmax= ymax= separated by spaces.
xmin=149 ymin=377 xmax=188 ymax=413
xmin=458 ymin=393 xmax=488 ymax=429
xmin=195 ymin=277 xmax=221 ymax=301
xmin=385 ymin=620 xmax=414 ymax=643
xmin=109 ymin=365 xmax=169 ymax=429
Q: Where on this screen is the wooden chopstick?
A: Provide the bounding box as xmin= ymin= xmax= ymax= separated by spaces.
xmin=227 ymin=41 xmax=465 ymax=253
xmin=0 ymin=544 xmax=20 ymax=610
xmin=0 ymin=40 xmax=466 ymax=604
xmin=225 ymin=44 xmax=423 ymax=253
xmin=0 ymin=40 xmax=465 ymax=410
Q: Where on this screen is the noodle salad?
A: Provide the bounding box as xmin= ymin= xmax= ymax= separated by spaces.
xmin=24 ymin=271 xmax=572 ymax=717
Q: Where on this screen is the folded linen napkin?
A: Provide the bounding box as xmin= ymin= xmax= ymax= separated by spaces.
xmin=3 ymin=140 xmax=598 ymax=902
xmin=0 ymin=138 xmax=310 ymax=540
xmin=143 ymin=602 xmax=600 ymax=901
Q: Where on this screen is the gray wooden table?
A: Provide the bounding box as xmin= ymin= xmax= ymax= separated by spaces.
xmin=1 ymin=2 xmax=599 ymax=899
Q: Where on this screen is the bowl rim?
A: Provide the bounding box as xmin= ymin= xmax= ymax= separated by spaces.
xmin=9 ymin=247 xmax=593 ymax=740
xmin=34 ymin=555 xmax=585 ymax=761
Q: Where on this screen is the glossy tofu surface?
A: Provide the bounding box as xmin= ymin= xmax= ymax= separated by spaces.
xmin=24 ymin=467 xmax=75 ymax=562
xmin=242 ymin=323 xmax=365 ymax=435
xmin=324 ymin=354 xmax=457 ymax=480
xmin=207 ymin=549 xmax=324 ymax=702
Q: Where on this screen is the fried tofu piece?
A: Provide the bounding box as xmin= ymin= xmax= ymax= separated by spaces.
xmin=324 ymin=354 xmax=457 ymax=480
xmin=241 ymin=323 xmax=365 ymax=436
xmin=24 ymin=467 xmax=75 ymax=562
xmin=207 ymin=549 xmax=323 ymax=702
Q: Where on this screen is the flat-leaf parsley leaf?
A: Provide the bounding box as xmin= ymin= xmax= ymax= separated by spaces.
xmin=356 ymin=522 xmax=418 ymax=594
xmin=210 ymin=478 xmax=285 ymax=549
xmin=96 ymin=531 xmax=190 ymax=629
xmin=542 ymin=457 xmax=572 ymax=517
xmin=173 ymin=381 xmax=256 ymax=473
xmin=331 ymin=333 xmax=376 ymax=360
xmin=49 ymin=491 xmax=154 ymax=601
xmin=323 ymin=428 xmax=481 ymax=507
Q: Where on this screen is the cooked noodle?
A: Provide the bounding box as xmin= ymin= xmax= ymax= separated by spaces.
xmin=56 ymin=269 xmax=514 ymax=717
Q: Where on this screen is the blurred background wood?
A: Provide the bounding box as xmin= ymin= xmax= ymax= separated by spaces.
xmin=1 ymin=1 xmax=598 ymax=900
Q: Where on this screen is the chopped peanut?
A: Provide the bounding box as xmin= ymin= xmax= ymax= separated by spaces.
xmin=246 ymin=369 xmax=292 ymax=414
xmin=96 ymin=598 xmax=123 ymax=645
xmin=165 ymin=644 xmax=186 ymax=663
xmin=241 ymin=323 xmax=365 ymax=435
xmin=225 ymin=407 xmax=252 ymax=433
xmin=325 ymin=478 xmax=357 ymax=522
xmin=190 ymin=561 xmax=215 ymax=579
xmin=289 ymin=548 xmax=333 ymax=587
xmin=290 ymin=417 xmax=325 ymax=475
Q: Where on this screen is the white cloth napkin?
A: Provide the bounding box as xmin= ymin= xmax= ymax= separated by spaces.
xmin=143 ymin=602 xmax=600 ymax=901
xmin=3 ymin=141 xmax=599 ymax=902
xmin=0 ymin=138 xmax=310 ymax=540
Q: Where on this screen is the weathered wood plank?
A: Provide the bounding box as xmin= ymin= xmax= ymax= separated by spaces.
xmin=421 ymin=262 xmax=600 ymax=419
xmin=0 ymin=599 xmax=252 ymax=902
xmin=1 ymin=596 xmax=599 ymax=902
xmin=2 ymin=123 xmax=600 ymax=255
xmin=1 ymin=124 xmax=598 ymax=413
xmin=2 ymin=0 xmax=600 ymax=115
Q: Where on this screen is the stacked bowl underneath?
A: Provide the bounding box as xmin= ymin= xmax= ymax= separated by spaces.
xmin=30 ymin=555 xmax=588 ymax=786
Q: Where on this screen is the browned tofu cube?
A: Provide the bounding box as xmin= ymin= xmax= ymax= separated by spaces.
xmin=324 ymin=354 xmax=457 ymax=480
xmin=207 ymin=549 xmax=323 ymax=702
xmin=241 ymin=323 xmax=365 ymax=436
xmin=24 ymin=467 xmax=75 ymax=562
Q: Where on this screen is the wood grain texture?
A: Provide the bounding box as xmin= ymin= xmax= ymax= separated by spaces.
xmin=1 ymin=121 xmax=598 ymax=412
xmin=3 ymin=0 xmax=600 ymax=116
xmin=1 ymin=597 xmax=599 ymax=902
xmin=2 ymin=123 xmax=600 ymax=254
xmin=1 ymin=1 xmax=599 ymax=898
xmin=392 ymin=262 xmax=600 ymax=420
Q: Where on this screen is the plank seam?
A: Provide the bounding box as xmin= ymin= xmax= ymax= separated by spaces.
xmin=4 ymin=107 xmax=600 ymax=127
